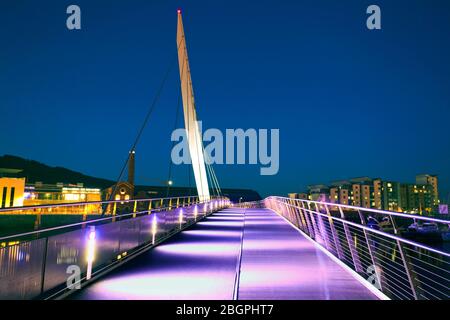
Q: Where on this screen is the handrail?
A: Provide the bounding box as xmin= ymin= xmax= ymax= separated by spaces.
xmin=0 ymin=196 xmax=225 ymax=241
xmin=283 ymin=200 xmax=450 ymax=257
xmin=0 ymin=195 xmax=199 ymax=213
xmin=283 ymin=197 xmax=450 ymax=224
xmin=263 ymin=196 xmax=450 ymax=300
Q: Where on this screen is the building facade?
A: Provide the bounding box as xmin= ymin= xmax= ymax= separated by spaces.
xmin=0 ymin=177 xmax=25 ymax=208
xmin=291 ymin=174 xmax=440 ymax=215
xmin=23 ymin=182 xmax=101 ymax=206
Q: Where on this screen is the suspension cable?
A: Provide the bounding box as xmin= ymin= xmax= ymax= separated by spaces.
xmin=103 ymin=51 xmax=178 ymax=214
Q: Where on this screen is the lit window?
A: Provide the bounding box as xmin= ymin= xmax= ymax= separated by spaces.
xmin=64 ymin=193 xmax=80 ymax=201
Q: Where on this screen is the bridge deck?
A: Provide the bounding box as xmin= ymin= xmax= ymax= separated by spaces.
xmin=70 ymin=208 xmax=378 ymax=300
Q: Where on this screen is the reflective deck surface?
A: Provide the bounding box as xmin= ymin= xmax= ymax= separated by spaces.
xmin=70 ymin=208 xmax=378 ymax=300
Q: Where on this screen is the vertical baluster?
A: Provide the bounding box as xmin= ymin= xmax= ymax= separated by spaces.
xmin=112 ymin=202 xmax=117 ymax=222
xmin=389 ymin=215 xmax=418 ymax=300
xmin=324 ymin=204 xmax=344 ymax=260
xmin=292 ymin=200 xmax=304 ymax=229
xmin=148 ymin=200 xmax=152 ymax=214
xmin=296 ymin=200 xmax=308 ymax=232
xmin=287 ymin=199 xmax=295 ymax=224
xmin=338 ymin=206 xmax=363 ymax=273
xmin=286 ymin=199 xmax=292 ymax=222
xmin=301 ymin=202 xmax=315 ymax=239
xmin=314 ymin=203 xmax=332 ymax=251
xmin=40 ymin=237 xmax=49 ymax=295
xmin=307 ymin=202 xmax=321 ymax=241
xmin=357 ymin=209 xmax=383 ymax=291
xmin=133 ymin=200 xmax=138 ymax=218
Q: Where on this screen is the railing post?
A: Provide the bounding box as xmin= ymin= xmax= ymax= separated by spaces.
xmin=133 ymin=200 xmax=138 ymax=218
xmin=285 ymin=199 xmax=292 ymax=223
xmin=83 ymin=204 xmax=88 ymax=222
xmin=112 ymin=202 xmax=117 ymax=222
xmin=276 ymin=198 xmax=283 ymax=217
xmin=148 ymin=200 xmax=152 ymax=214
xmin=357 ymin=209 xmax=383 ymax=291
xmin=296 ymin=200 xmax=308 ymax=232
xmin=338 ymin=206 xmax=363 ymax=273
xmin=287 ymin=199 xmax=296 ymax=225
xmin=324 ymin=204 xmax=344 ymax=260
xmin=40 ymin=237 xmax=49 ymax=295
xmin=314 ymin=203 xmax=332 ymax=251
xmin=306 ymin=202 xmax=321 ymax=241
xmin=294 ymin=201 xmax=304 ymax=228
xmin=389 ymin=216 xmax=419 ymax=300
xmin=300 ymin=201 xmax=315 ymax=238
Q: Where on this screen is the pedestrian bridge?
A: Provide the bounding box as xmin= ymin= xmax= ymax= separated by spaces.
xmin=69 ymin=208 xmax=377 ymax=300
xmin=0 ymin=196 xmax=448 ymax=300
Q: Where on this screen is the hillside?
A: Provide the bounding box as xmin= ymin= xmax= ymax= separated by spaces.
xmin=0 ymin=155 xmax=114 ymax=188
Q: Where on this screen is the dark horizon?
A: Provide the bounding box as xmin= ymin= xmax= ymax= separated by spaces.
xmin=1 ymin=1 xmax=450 ymax=199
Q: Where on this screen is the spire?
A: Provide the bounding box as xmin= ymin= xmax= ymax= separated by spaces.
xmin=128 ymin=150 xmax=135 ymax=187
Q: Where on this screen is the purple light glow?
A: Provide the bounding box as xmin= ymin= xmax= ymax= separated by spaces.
xmin=239 ymin=263 xmax=328 ymax=287
xmin=183 ymin=230 xmax=242 ymax=238
xmin=84 ymin=270 xmax=235 ymax=300
xmin=242 ymin=238 xmax=312 ymax=250
xmin=71 ymin=207 xmax=378 ymax=301
xmin=213 ymin=213 xmax=242 ymax=217
xmin=207 ymin=216 xmax=244 ymax=221
xmin=197 ymin=221 xmax=243 ymax=228
xmin=86 ymin=226 xmax=96 ymax=280
xmin=88 ymin=230 xmax=96 ymax=241
xmin=244 ymin=220 xmax=287 ymax=226
xmin=155 ymin=241 xmax=238 ymax=257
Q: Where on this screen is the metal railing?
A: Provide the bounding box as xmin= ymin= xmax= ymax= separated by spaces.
xmin=264 ymin=196 xmax=450 ymax=300
xmin=0 ymin=196 xmax=230 ymax=300
xmin=0 ymin=196 xmax=211 ymax=240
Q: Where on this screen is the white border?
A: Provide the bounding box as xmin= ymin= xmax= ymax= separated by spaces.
xmin=267 ymin=208 xmax=390 ymax=301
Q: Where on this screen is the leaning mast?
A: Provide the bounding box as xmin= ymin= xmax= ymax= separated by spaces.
xmin=176 ymin=10 xmax=210 ymax=201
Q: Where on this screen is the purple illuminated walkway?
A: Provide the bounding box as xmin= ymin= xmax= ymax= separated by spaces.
xmin=237 ymin=209 xmax=377 ymax=299
xmin=70 ymin=208 xmax=378 ymax=300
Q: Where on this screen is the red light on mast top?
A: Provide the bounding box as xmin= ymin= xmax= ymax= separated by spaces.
xmin=177 ymin=9 xmax=182 ymax=14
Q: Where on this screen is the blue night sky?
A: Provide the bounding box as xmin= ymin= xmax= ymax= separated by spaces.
xmin=1 ymin=0 xmax=449 ymax=199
